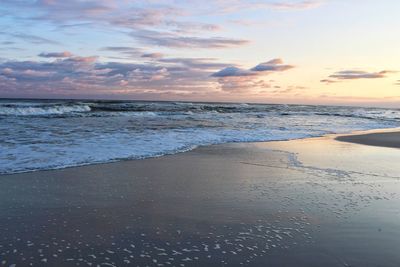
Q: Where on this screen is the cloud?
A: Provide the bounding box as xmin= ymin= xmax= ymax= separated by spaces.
xmin=1 ymin=0 xmax=317 ymax=57
xmin=158 ymin=58 xmax=229 ymax=70
xmin=212 ymin=58 xmax=294 ymax=77
xmin=211 ymin=58 xmax=294 ymax=92
xmin=100 ymin=46 xmax=142 ymax=58
xmin=65 ymin=56 xmax=98 ymax=63
xmin=320 ymin=79 xmax=339 ymax=84
xmin=211 ymin=67 xmax=254 ymax=77
xmin=269 ymin=0 xmax=324 ymax=10
xmin=211 ymin=0 xmax=324 ymax=14
xmin=28 ymin=0 xmax=113 ymax=22
xmin=329 ymin=70 xmax=393 ymax=80
xmin=108 ymin=7 xmax=184 ymax=29
xmin=321 ymin=70 xmax=396 ymax=83
xmin=132 ymin=30 xmax=249 ymax=49
xmin=38 ymin=51 xmax=73 ymax=58
xmin=216 ymin=76 xmax=271 ymax=92
xmin=0 ymin=54 xmax=228 ymax=97
xmin=2 ymin=54 xmax=293 ymax=98
xmin=2 ymin=0 xmax=243 ymax=54
xmin=251 ymin=58 xmax=294 ymax=72
xmin=101 ymin=47 xmax=139 ymax=52
xmin=0 ymin=1 xmax=319 ymax=98
xmin=0 ymin=31 xmax=59 ymax=45
xmin=142 ymin=53 xmax=164 ymax=59
xmin=5 ymin=1 xmax=322 ymax=26
xmin=1 ymin=41 xmax=15 ymax=45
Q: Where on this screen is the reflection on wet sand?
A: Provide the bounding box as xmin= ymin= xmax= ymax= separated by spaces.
xmin=0 ymin=131 xmax=399 ymax=266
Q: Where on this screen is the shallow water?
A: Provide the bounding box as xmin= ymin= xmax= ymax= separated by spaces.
xmin=0 ymin=136 xmax=399 ymax=266
xmin=1 ymin=99 xmax=400 ymax=174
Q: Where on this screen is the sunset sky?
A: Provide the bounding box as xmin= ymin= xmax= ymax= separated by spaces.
xmin=0 ymin=0 xmax=399 ymax=107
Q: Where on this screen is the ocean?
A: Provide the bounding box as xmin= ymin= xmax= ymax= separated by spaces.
xmin=1 ymin=99 xmax=399 ymax=174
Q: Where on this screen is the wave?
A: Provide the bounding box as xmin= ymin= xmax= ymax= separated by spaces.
xmin=1 ymin=99 xmax=399 ymax=174
xmin=1 ymin=100 xmax=399 ymax=123
xmin=0 ymin=103 xmax=91 ymax=116
xmin=0 ymin=101 xmax=283 ymax=116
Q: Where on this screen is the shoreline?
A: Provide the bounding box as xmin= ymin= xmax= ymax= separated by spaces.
xmin=1 ymin=127 xmax=399 ymax=176
xmin=335 ymin=129 xmax=400 ymax=148
xmin=0 ymin=127 xmax=400 ymax=266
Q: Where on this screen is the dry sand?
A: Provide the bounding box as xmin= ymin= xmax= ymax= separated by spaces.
xmin=0 ymin=130 xmax=400 ymax=266
xmin=336 ymin=130 xmax=400 ymax=148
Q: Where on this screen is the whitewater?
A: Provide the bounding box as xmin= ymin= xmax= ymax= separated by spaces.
xmin=1 ymin=99 xmax=399 ymax=174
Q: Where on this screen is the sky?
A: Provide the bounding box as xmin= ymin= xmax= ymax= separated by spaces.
xmin=0 ymin=0 xmax=399 ymax=107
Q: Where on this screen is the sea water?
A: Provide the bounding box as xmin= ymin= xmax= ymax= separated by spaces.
xmin=1 ymin=99 xmax=399 ymax=174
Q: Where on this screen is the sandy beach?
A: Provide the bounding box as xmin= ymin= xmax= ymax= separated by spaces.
xmin=0 ymin=130 xmax=400 ymax=267
xmin=2 ymin=1 xmax=400 ymax=266
xmin=336 ymin=130 xmax=400 ymax=148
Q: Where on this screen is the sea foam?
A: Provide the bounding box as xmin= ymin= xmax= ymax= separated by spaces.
xmin=1 ymin=99 xmax=399 ymax=174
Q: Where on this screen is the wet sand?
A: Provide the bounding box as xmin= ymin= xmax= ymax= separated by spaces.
xmin=336 ymin=130 xmax=400 ymax=148
xmin=0 ymin=130 xmax=400 ymax=266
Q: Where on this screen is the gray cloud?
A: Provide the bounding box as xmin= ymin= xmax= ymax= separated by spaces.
xmin=101 ymin=47 xmax=139 ymax=52
xmin=1 ymin=0 xmax=322 ymax=54
xmin=329 ymin=70 xmax=392 ymax=80
xmin=211 ymin=58 xmax=294 ymax=93
xmin=212 ymin=58 xmax=294 ymax=77
xmin=0 ymin=55 xmax=298 ymax=97
xmin=216 ymin=76 xmax=271 ymax=92
xmin=158 ymin=58 xmax=229 ymax=70
xmin=142 ymin=53 xmax=164 ymax=59
xmin=321 ymin=70 xmax=396 ymax=84
xmin=251 ymin=58 xmax=294 ymax=72
xmin=211 ymin=67 xmax=255 ymax=77
xmin=100 ymin=47 xmax=142 ymax=58
xmin=38 ymin=51 xmax=73 ymax=58
xmin=0 ymin=31 xmax=59 ymax=45
xmin=64 ymin=56 xmax=98 ymax=63
xmin=132 ymin=30 xmax=249 ymax=49
xmin=0 ymin=1 xmax=316 ymax=97
xmin=0 ymin=54 xmax=228 ymax=96
xmin=1 ymin=41 xmax=15 ymax=45
xmin=2 ymin=1 xmax=227 ymax=48
xmin=320 ymin=79 xmax=339 ymax=84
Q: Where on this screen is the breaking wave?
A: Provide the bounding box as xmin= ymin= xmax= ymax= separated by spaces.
xmin=0 ymin=102 xmax=91 ymax=116
xmin=1 ymin=100 xmax=399 ymax=122
xmin=1 ymin=99 xmax=399 ymax=174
